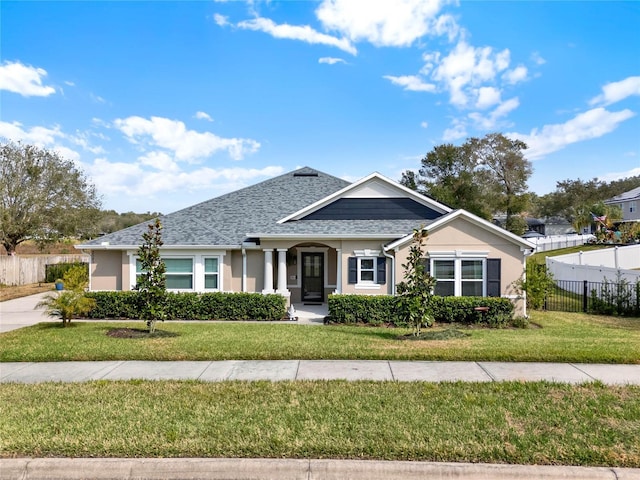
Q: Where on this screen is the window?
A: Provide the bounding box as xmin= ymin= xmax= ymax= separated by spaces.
xmin=136 ymin=257 xmax=193 ymax=290
xmin=433 ymin=260 xmax=454 ymax=296
xmin=204 ymin=257 xmax=219 ymax=290
xmin=359 ymin=258 xmax=376 ymax=283
xmin=348 ymin=254 xmax=386 ymax=286
xmin=164 ymin=258 xmax=193 ymax=289
xmin=431 ymin=258 xmax=487 ymax=297
xmin=630 ymin=201 xmax=637 ymax=213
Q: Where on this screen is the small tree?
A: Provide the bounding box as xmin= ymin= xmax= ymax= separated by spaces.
xmin=396 ymin=227 xmax=436 ymax=336
xmin=134 ymin=219 xmax=166 ymax=333
xmin=514 ymin=260 xmax=555 ymax=310
xmin=35 ymin=262 xmax=94 ymax=326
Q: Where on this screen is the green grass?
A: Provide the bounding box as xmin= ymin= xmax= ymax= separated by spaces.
xmin=1 ymin=381 xmax=638 ymax=466
xmin=1 ymin=311 xmax=638 ymax=363
xmin=529 ymin=244 xmax=614 ymax=265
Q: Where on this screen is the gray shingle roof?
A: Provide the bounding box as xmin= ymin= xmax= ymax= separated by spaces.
xmin=81 ymin=167 xmax=353 ymax=247
xmin=604 ymin=186 xmax=640 ymax=204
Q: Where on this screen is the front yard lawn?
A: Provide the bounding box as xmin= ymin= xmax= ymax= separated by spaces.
xmin=1 ymin=311 xmax=638 ymax=363
xmin=1 ymin=380 xmax=638 ymax=466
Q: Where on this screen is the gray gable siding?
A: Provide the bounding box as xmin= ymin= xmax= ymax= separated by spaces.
xmin=302 ymin=198 xmax=442 ymax=221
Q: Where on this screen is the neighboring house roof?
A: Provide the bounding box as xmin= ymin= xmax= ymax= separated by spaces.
xmin=604 ymin=186 xmax=640 ymax=204
xmin=385 ymin=209 xmax=536 ymax=251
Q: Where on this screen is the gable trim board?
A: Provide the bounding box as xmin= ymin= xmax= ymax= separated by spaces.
xmin=77 ymin=167 xmax=532 ymax=315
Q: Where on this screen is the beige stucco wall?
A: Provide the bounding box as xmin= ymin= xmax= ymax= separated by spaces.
xmin=393 ymin=218 xmax=526 ymax=315
xmin=90 ymin=250 xmax=124 ymax=291
xmin=339 ymin=239 xmax=392 ymax=296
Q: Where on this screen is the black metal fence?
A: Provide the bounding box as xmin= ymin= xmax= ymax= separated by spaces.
xmin=545 ymin=279 xmax=640 ymax=317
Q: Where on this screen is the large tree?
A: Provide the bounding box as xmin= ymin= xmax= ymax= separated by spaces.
xmin=0 ymin=141 xmax=101 ymax=254
xmin=401 ymin=133 xmax=532 ymax=231
xmin=467 ymin=133 xmax=532 ymax=232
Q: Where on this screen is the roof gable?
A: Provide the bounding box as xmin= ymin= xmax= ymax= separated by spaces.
xmin=278 ymin=172 xmax=451 ymax=223
xmin=385 ymin=209 xmax=535 ymax=251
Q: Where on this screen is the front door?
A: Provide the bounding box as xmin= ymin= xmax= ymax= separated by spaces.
xmin=302 ymin=253 xmax=324 ymax=303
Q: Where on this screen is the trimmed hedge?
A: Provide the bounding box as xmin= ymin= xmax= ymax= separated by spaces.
xmin=328 ymin=294 xmax=514 ymax=328
xmin=85 ymin=291 xmax=286 ymax=321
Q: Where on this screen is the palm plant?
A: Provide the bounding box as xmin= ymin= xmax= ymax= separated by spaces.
xmin=35 ymin=290 xmax=96 ymax=327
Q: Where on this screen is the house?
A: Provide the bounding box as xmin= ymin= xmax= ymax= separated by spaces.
xmin=604 ymin=186 xmax=640 ymax=222
xmin=76 ymin=167 xmax=534 ymax=315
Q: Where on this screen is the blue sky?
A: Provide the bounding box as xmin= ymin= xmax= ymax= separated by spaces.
xmin=1 ymin=1 xmax=639 ymax=214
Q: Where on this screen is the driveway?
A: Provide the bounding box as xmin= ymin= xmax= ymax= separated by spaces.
xmin=0 ymin=292 xmax=56 ymax=333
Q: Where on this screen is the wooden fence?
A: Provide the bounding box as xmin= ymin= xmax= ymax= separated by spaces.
xmin=0 ymin=254 xmax=90 ymax=286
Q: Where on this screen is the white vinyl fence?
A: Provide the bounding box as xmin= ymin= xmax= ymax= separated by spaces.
xmin=529 ymin=234 xmax=595 ymax=253
xmin=0 ymin=254 xmax=89 ymax=286
xmin=546 ymin=245 xmax=640 ymax=284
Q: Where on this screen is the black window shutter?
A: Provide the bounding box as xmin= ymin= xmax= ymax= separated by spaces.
xmin=376 ymin=257 xmax=386 ymax=284
xmin=348 ymin=257 xmax=357 ymax=284
xmin=486 ymin=258 xmax=501 ymax=297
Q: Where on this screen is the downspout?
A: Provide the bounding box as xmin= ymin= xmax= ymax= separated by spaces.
xmin=382 ymin=245 xmax=395 ymax=296
xmin=242 ymin=248 xmax=247 ymax=293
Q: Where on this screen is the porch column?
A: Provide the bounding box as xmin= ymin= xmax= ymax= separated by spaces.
xmin=276 ymin=248 xmax=290 ymax=296
xmin=262 ymin=249 xmax=274 ymax=294
xmin=334 ymin=248 xmax=342 ymax=294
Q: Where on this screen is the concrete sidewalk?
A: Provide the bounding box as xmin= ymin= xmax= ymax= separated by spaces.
xmin=2 ymin=458 xmax=639 ymax=480
xmin=2 ymin=359 xmax=639 ymax=384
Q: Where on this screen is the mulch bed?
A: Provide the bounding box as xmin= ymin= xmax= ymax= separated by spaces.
xmin=106 ymin=328 xmax=179 ymax=339
xmin=398 ymin=328 xmax=471 ymax=341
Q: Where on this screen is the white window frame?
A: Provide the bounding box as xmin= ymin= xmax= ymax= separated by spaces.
xmin=129 ymin=251 xmax=225 ymax=292
xmin=428 ymin=250 xmax=489 ymax=297
xmin=630 ymin=201 xmax=637 ymax=213
xmin=353 ymin=249 xmax=381 ymax=290
xmin=203 ymin=257 xmax=220 ymax=290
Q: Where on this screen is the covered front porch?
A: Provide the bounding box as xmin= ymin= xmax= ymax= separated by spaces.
xmin=258 ymin=243 xmax=342 ymax=305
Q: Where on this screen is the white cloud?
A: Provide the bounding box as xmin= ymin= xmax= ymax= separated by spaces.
xmin=474 ymin=86 xmax=501 ymax=109
xmin=599 ymin=166 xmax=640 ymax=183
xmin=64 ymin=80 xmax=75 ymax=87
xmin=84 ymin=157 xmax=284 ymax=200
xmin=195 ymin=111 xmax=213 ymax=121
xmin=589 ymin=76 xmax=640 ymax=106
xmin=213 ymin=13 xmax=229 ymax=26
xmin=502 ymin=65 xmax=528 ymax=85
xmin=0 ymin=121 xmax=65 ymax=146
xmin=469 ymin=97 xmax=519 ymax=129
xmin=319 ymin=57 xmax=346 ymax=65
xmin=510 ymin=107 xmax=636 ymax=160
xmin=114 ymin=115 xmax=260 ymax=162
xmin=383 ymin=75 xmax=436 ymax=92
xmin=420 ymin=121 xmax=429 ymax=129
xmin=138 ymin=151 xmax=180 ymax=173
xmin=0 ymin=61 xmax=56 ymax=97
xmin=531 ymin=51 xmax=546 ymax=65
xmin=315 ymin=0 xmax=449 ymax=47
xmin=423 ymin=40 xmax=511 ymax=108
xmin=237 ymin=17 xmax=357 ymax=55
xmin=442 ymin=118 xmax=467 ymax=141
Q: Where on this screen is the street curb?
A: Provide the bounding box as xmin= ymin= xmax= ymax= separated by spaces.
xmin=2 ymin=458 xmax=639 ymax=480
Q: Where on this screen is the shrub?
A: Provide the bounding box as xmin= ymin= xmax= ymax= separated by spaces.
xmin=62 ymin=264 xmax=90 ymax=292
xmin=45 ymin=262 xmax=88 ymax=283
xmin=329 ymin=294 xmax=513 ymax=328
xmin=328 ymin=294 xmax=399 ymax=326
xmin=35 ymin=290 xmax=97 ymax=327
xmin=85 ymin=291 xmax=286 ymax=321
